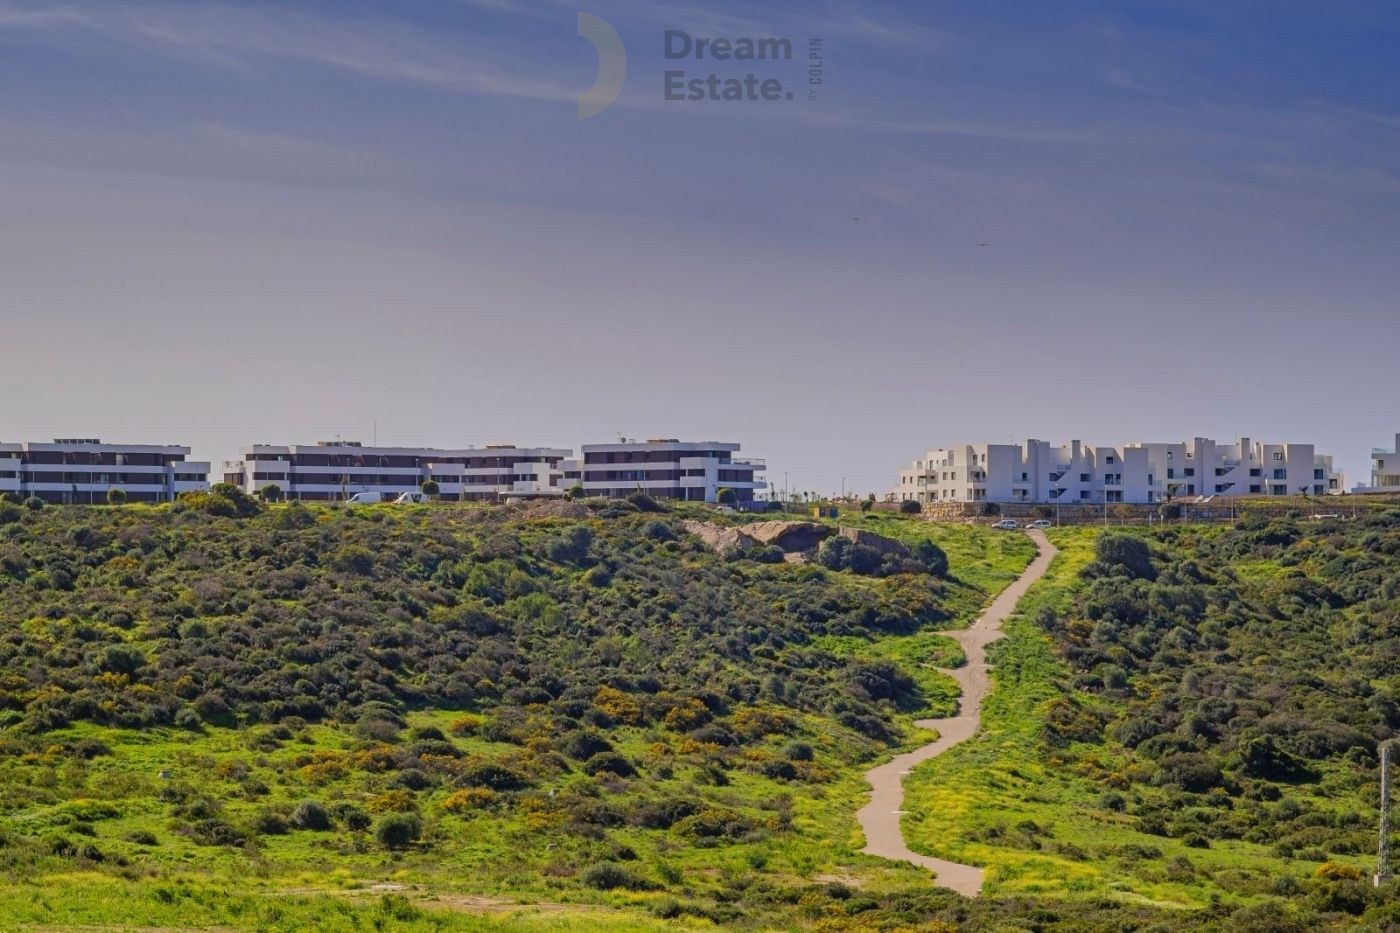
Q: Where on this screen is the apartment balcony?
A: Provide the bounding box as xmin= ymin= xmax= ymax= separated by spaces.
xmin=26 ymin=463 xmax=171 ymax=475
xmin=26 ymin=482 xmax=168 ymax=493
xmin=290 ymin=465 xmax=424 ymax=476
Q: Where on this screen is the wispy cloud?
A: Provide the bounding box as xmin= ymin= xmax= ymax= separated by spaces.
xmin=0 ymin=3 xmax=92 ymax=28
xmin=793 ymin=107 xmax=1103 ymax=144
xmin=812 ymin=10 xmax=953 ymax=49
xmin=0 ymin=1 xmax=580 ymax=102
xmin=1250 ymin=160 xmax=1400 ymax=197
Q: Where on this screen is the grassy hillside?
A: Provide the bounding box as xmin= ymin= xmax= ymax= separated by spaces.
xmin=0 ymin=493 xmax=1044 ymax=930
xmin=7 ymin=492 xmax=1400 ymax=930
xmin=903 ymin=512 xmax=1400 ymax=929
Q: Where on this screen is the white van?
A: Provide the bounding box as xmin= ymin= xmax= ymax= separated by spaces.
xmin=345 ymin=492 xmax=384 ymax=505
xmin=394 ymin=491 xmax=430 ymax=504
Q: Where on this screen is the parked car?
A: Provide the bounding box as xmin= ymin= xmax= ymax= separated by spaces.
xmin=344 ymin=492 xmax=384 ymax=505
xmin=1027 ymin=519 xmax=1053 ymax=529
xmin=991 ymin=519 xmax=1019 ymax=530
xmin=394 ymin=491 xmax=430 ymax=504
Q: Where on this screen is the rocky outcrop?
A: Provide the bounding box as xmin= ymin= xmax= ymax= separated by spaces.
xmin=837 ymin=527 xmax=909 ymax=558
xmin=683 ymin=521 xmax=758 ymax=554
xmin=740 ymin=521 xmax=832 ymax=552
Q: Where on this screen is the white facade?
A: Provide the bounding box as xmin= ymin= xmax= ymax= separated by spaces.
xmin=0 ymin=439 xmax=208 ymax=504
xmin=564 ymin=439 xmax=766 ymax=503
xmin=893 ymin=437 xmax=1344 ymax=505
xmin=222 ymin=442 xmax=570 ymax=502
xmin=1357 ymin=434 xmax=1400 ymax=493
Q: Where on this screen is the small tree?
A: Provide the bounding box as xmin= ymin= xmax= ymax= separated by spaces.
xmin=259 ymin=483 xmax=284 ymax=503
xmin=420 ymin=479 xmax=440 ymax=500
xmin=899 ymin=499 xmax=921 ymax=515
xmin=23 ymin=496 xmax=45 ymax=512
xmin=566 ymin=482 xmax=585 ymax=500
xmin=291 ymin=800 xmax=332 ymax=831
xmin=106 ymin=488 xmax=127 ymax=506
xmin=716 ymin=487 xmax=737 ymax=506
xmin=374 ymin=812 xmax=422 ymax=850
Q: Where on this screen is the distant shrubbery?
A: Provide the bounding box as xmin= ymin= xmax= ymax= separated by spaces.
xmin=816 ymin=535 xmax=947 ymax=578
xmin=1037 ymin=512 xmax=1400 ymax=863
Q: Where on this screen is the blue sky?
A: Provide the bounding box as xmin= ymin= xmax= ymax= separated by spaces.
xmin=0 ymin=0 xmax=1397 ymax=493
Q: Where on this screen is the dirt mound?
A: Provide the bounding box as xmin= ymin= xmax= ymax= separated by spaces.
xmin=683 ymin=520 xmax=758 ymax=553
xmin=740 ymin=521 xmax=832 ymax=551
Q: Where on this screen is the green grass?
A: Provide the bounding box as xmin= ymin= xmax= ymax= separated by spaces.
xmin=0 ymin=517 xmax=1045 ymax=931
xmin=898 ymin=526 xmax=1375 ymax=908
xmin=0 ymin=873 xmax=711 ymax=932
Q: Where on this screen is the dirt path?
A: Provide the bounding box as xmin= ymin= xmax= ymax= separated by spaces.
xmin=857 ymin=529 xmax=1058 ymax=897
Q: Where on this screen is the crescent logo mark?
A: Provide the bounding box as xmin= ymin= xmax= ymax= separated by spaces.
xmin=577 ymin=12 xmax=626 ymax=119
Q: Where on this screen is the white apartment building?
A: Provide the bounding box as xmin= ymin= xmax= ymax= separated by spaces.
xmin=562 ymin=439 xmax=766 ymax=503
xmin=0 ymin=439 xmax=209 ymax=504
xmin=893 ymin=437 xmax=1344 ymax=505
xmin=222 ymin=442 xmax=570 ymax=502
xmin=1357 ymin=434 xmax=1400 ymax=493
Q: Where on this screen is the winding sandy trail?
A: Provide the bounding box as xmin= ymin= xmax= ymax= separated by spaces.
xmin=857 ymin=529 xmax=1058 ymax=897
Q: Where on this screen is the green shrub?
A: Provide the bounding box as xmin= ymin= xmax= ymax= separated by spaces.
xmin=373 ymin=812 xmax=422 ymax=850
xmin=582 ymin=751 xmax=636 ymax=778
xmin=291 ymin=800 xmax=332 ymax=831
xmin=1094 ymin=533 xmax=1155 ymax=579
xmin=332 ymin=802 xmax=371 ymax=831
xmin=580 ymin=861 xmax=641 ymax=890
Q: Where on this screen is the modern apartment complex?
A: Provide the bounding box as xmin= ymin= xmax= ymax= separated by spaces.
xmin=893 ymin=437 xmax=1344 ymax=505
xmin=562 ymin=439 xmax=766 ymax=503
xmin=1357 ymin=434 xmax=1400 ymax=493
xmin=0 ymin=439 xmax=209 ymax=504
xmin=221 ymin=442 xmax=570 ymax=502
